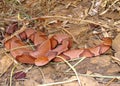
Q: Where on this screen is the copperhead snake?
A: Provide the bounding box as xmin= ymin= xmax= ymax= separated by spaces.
xmin=4 ymin=24 xmax=112 ymax=66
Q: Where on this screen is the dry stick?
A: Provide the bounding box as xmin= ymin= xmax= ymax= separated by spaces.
xmin=0 ymin=52 xmax=17 ymax=77
xmin=105 ymin=78 xmax=116 ymax=86
xmin=1 ymin=45 xmax=35 ymax=55
xmin=111 ymin=56 xmax=120 ymax=62
xmin=2 ymin=24 xmax=27 ymax=43
xmin=4 ymin=53 xmax=18 ymax=86
xmin=4 ymin=51 xmax=18 ymax=64
xmin=88 ymin=0 xmax=95 ymax=14
xmin=3 ymin=15 xmax=109 ymax=28
xmin=37 ymin=78 xmax=77 ymax=86
xmin=23 ymin=66 xmax=33 ymax=73
xmin=39 ymin=16 xmax=110 ymax=28
xmin=9 ymin=65 xmax=33 ymax=86
xmin=56 ymin=56 xmax=81 ymax=86
xmin=27 ymin=42 xmax=35 ymax=50
xmin=37 ymin=74 xmax=120 ymax=86
xmin=50 ymin=57 xmax=86 ymax=65
xmin=101 ymin=27 xmax=109 ymax=37
xmin=77 ymin=74 xmax=120 ymax=79
xmin=15 ymin=0 xmax=22 ymax=4
xmin=65 ymin=57 xmax=86 ymax=72
xmin=2 ymin=15 xmax=27 ymax=43
xmin=114 ymin=20 xmax=120 ymax=25
xmin=38 ymin=68 xmax=46 ymax=83
xmin=100 ymin=0 xmax=119 ymax=15
xmin=38 ymin=56 xmax=82 ymax=86
xmin=9 ymin=65 xmax=17 ymax=86
xmin=62 ymin=28 xmax=79 ymax=44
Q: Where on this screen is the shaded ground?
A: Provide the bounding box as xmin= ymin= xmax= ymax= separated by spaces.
xmin=0 ymin=0 xmax=120 ymax=86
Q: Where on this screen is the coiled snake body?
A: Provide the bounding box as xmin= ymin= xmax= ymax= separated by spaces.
xmin=4 ymin=26 xmax=112 ymax=66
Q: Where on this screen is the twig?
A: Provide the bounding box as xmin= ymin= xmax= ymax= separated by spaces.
xmin=37 ymin=16 xmax=110 ymax=28
xmin=4 ymin=51 xmax=18 ymax=64
xmin=114 ymin=20 xmax=120 ymax=25
xmin=2 ymin=15 xmax=110 ymax=28
xmin=37 ymin=78 xmax=77 ymax=86
xmin=100 ymin=0 xmax=119 ymax=15
xmin=15 ymin=0 xmax=21 ymax=4
xmin=101 ymin=27 xmax=109 ymax=37
xmin=62 ymin=28 xmax=79 ymax=44
xmin=24 ymin=65 xmax=33 ymax=73
xmin=105 ymin=78 xmax=116 ymax=86
xmin=56 ymin=56 xmax=81 ymax=86
xmin=71 ymin=73 xmax=120 ymax=79
xmin=88 ymin=0 xmax=95 ymax=15
xmin=38 ymin=68 xmax=46 ymax=83
xmin=1 ymin=45 xmax=35 ymax=55
xmin=2 ymin=23 xmax=27 ymax=43
xmin=0 ymin=52 xmax=15 ymax=77
xmin=111 ymin=56 xmax=120 ymax=62
xmin=51 ymin=57 xmax=87 ymax=64
xmin=65 ymin=57 xmax=86 ymax=72
xmin=37 ymin=74 xmax=120 ymax=86
xmin=9 ymin=65 xmax=17 ymax=86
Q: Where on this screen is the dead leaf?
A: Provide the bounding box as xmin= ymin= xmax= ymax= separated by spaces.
xmin=14 ymin=71 xmax=26 ymax=79
xmin=0 ymin=55 xmax=13 ymax=76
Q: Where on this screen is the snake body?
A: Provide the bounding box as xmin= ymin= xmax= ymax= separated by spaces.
xmin=4 ymin=26 xmax=112 ymax=66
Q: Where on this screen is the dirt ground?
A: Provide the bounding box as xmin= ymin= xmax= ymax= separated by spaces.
xmin=0 ymin=0 xmax=120 ymax=86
